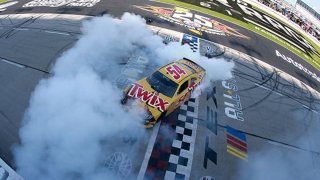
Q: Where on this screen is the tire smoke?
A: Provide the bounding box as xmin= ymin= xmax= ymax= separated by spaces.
xmin=13 ymin=13 xmax=234 ymax=180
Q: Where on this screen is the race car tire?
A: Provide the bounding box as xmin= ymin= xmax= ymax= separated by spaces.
xmin=159 ymin=110 xmax=167 ymax=120
xmin=121 ymin=96 xmax=128 ymax=104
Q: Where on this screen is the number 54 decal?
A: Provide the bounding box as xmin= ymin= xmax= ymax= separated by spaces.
xmin=166 ymin=64 xmax=186 ymax=80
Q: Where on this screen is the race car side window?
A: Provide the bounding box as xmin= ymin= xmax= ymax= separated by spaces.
xmin=178 ymin=80 xmax=189 ymax=94
xmin=190 ymin=78 xmax=196 ymax=85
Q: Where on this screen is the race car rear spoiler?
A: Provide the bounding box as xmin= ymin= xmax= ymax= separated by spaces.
xmin=182 ymin=57 xmax=205 ymax=72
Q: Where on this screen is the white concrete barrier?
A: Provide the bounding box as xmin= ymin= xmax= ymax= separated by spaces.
xmin=0 ymin=159 xmax=23 ymax=180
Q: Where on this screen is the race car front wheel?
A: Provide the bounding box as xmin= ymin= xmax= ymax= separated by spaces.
xmin=160 ymin=110 xmax=167 ymax=120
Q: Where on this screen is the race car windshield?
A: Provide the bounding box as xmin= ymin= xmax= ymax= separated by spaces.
xmin=146 ymin=71 xmax=178 ymax=98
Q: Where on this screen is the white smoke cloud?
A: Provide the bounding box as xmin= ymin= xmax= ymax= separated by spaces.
xmin=236 ymin=146 xmax=319 ymax=180
xmin=236 ymin=133 xmax=320 ymax=180
xmin=156 ymin=41 xmax=234 ymax=97
xmin=235 ymin=96 xmax=320 ymax=179
xmin=156 ymin=43 xmax=234 ymax=81
xmin=14 ymin=13 xmax=234 ymax=180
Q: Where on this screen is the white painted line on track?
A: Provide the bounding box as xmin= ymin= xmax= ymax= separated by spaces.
xmin=44 ymin=30 xmax=70 ymax=36
xmin=137 ymin=122 xmax=161 ymax=180
xmin=7 ymin=27 xmax=72 ymax=36
xmin=1 ymin=59 xmax=25 ymax=68
xmin=14 ymin=28 xmax=29 ymax=31
xmin=302 ymin=105 xmax=319 ymax=114
xmin=244 ymin=18 xmax=306 ymax=53
xmin=255 ymin=83 xmax=270 ymax=91
xmin=302 ymin=105 xmax=310 ymax=109
xmin=255 ymin=83 xmax=284 ymax=96
xmin=273 ymin=91 xmax=284 ymax=97
xmin=0 ymin=1 xmax=18 ymax=11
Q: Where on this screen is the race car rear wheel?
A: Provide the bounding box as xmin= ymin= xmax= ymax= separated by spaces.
xmin=121 ymin=96 xmax=128 ymax=104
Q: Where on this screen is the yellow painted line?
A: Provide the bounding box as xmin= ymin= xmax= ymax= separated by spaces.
xmin=175 ymin=7 xmax=189 ymax=12
xmin=227 ymin=149 xmax=248 ymax=161
xmin=227 ymin=145 xmax=248 ymax=157
xmin=227 ymin=145 xmax=248 ymax=161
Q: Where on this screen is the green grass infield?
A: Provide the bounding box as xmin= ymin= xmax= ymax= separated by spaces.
xmin=157 ymin=0 xmax=320 ymax=70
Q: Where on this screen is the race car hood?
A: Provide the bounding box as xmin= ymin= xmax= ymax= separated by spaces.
xmin=125 ymin=78 xmax=173 ymax=118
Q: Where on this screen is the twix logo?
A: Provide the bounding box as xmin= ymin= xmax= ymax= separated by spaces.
xmin=127 ymin=83 xmax=169 ymax=112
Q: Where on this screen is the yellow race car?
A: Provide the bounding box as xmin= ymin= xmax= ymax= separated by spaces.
xmin=121 ymin=58 xmax=206 ymax=128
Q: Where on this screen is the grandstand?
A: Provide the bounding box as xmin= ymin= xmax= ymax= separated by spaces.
xmin=295 ymin=0 xmax=320 ymax=29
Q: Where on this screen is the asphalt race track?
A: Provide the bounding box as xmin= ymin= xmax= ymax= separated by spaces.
xmin=0 ymin=0 xmax=320 ymax=180
xmin=1 ymin=0 xmax=319 ymax=90
xmin=0 ymin=13 xmax=83 ymax=163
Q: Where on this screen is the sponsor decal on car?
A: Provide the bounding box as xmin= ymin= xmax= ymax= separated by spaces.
xmin=175 ymin=91 xmax=189 ymax=108
xmin=188 ymin=80 xmax=200 ymax=92
xmin=127 ymin=83 xmax=169 ymax=112
xmin=183 ymin=60 xmax=202 ymax=71
xmin=165 ymin=63 xmax=187 ymax=80
xmin=189 ymin=74 xmax=203 ymax=93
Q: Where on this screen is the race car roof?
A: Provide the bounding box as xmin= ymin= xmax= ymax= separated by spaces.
xmin=158 ymin=58 xmax=205 ymax=83
xmin=178 ymin=58 xmax=205 ymax=73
